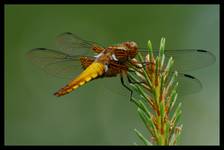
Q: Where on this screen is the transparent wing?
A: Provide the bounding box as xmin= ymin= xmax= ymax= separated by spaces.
xmin=177 ymin=73 xmax=202 ymax=96
xmin=139 ymin=49 xmax=216 ymax=72
xmin=103 ymin=72 xmax=202 ymax=98
xmin=55 ymin=32 xmax=104 ymax=56
xmin=26 ymin=48 xmax=95 ymax=79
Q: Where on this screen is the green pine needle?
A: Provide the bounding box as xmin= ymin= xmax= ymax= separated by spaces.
xmin=130 ymin=38 xmax=183 ymax=145
xmin=134 ymin=129 xmax=152 ymax=145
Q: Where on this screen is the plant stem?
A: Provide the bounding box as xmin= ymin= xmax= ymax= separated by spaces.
xmin=131 ymin=38 xmax=183 ymax=145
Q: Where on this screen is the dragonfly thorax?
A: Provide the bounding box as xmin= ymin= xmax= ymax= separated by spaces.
xmin=111 ymin=41 xmax=138 ymax=62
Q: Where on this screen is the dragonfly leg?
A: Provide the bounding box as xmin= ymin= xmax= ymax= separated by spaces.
xmin=127 ymin=70 xmax=145 ymax=85
xmin=129 ymin=59 xmax=144 ymax=69
xmin=120 ymin=74 xmax=134 ymax=101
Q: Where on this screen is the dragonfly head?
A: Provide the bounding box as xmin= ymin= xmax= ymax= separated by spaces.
xmin=123 ymin=41 xmax=138 ymax=59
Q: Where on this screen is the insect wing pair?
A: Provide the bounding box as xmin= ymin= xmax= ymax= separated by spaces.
xmin=27 ymin=32 xmax=216 ymax=97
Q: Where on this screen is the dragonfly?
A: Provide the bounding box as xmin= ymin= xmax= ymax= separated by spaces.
xmin=26 ymin=32 xmax=216 ymax=97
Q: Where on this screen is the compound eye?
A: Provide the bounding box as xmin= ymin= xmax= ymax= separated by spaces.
xmin=130 ymin=41 xmax=137 ymax=48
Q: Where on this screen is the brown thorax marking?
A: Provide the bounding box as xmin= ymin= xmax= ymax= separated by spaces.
xmin=93 ymin=41 xmax=138 ymax=72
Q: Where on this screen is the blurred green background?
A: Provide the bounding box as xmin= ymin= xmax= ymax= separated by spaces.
xmin=5 ymin=5 xmax=219 ymax=145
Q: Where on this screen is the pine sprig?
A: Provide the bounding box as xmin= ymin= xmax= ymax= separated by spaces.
xmin=130 ymin=38 xmax=183 ymax=145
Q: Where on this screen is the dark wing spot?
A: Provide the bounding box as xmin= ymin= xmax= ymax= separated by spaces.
xmin=36 ymin=48 xmax=47 ymax=50
xmin=64 ymin=32 xmax=73 ymax=35
xmin=197 ymin=49 xmax=207 ymax=52
xmin=184 ymin=74 xmax=195 ymax=79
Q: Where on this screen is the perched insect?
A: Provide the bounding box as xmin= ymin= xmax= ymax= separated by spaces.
xmin=27 ymin=32 xmax=216 ymax=97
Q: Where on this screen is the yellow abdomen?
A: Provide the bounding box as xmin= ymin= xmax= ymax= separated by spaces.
xmin=54 ymin=62 xmax=105 ymax=97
